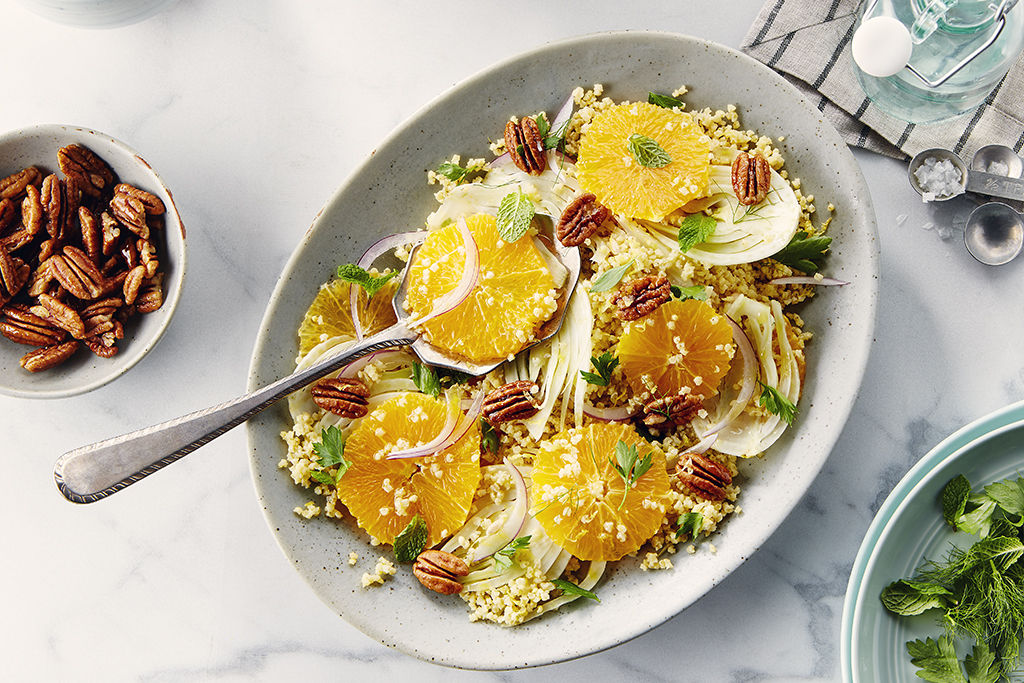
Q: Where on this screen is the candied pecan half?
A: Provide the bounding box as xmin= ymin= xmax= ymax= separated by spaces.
xmin=731 ymin=151 xmax=771 ymax=206
xmin=642 ymin=393 xmax=703 ymax=427
xmin=0 ymin=242 xmax=29 ymax=304
xmin=504 ymin=117 xmax=546 ymax=175
xmin=556 ymin=192 xmax=609 ymax=247
xmin=677 ymin=452 xmax=733 ymax=501
xmin=1 ymin=304 xmax=67 ymax=346
xmin=20 ymin=340 xmax=79 ymax=372
xmin=413 ymin=549 xmax=469 ymax=595
xmin=612 ymin=275 xmax=671 ymax=321
xmin=482 ymin=380 xmax=541 ymax=423
xmin=0 ymin=198 xmax=14 ymax=234
xmin=32 ymin=292 xmax=86 ymax=339
xmin=58 ymin=144 xmax=114 ymax=198
xmin=0 ymin=167 xmax=42 ymax=200
xmin=311 ymin=377 xmax=371 ymax=418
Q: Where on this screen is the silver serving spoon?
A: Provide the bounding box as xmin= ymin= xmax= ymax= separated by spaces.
xmin=54 ymin=230 xmax=581 ymax=504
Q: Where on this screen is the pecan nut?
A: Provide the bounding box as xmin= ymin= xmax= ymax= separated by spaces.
xmin=556 ymin=192 xmax=609 ymax=247
xmin=32 ymin=293 xmax=86 ymax=339
xmin=731 ymin=151 xmax=771 ymax=206
xmin=482 ymin=380 xmax=541 ymax=423
xmin=0 ymin=304 xmax=67 ymax=346
xmin=20 ymin=340 xmax=79 ymax=372
xmin=110 ymin=189 xmax=150 ymax=239
xmin=0 ymin=243 xmax=29 ymax=304
xmin=612 ymin=275 xmax=671 ymax=321
xmin=504 ymin=117 xmax=546 ymax=175
xmin=311 ymin=377 xmax=371 ymax=418
xmin=0 ymin=198 xmax=15 ymax=234
xmin=135 ymin=273 xmax=164 ymax=313
xmin=51 ymin=246 xmax=106 ymax=300
xmin=0 ymin=167 xmax=42 ymax=200
xmin=57 ymin=144 xmax=114 ymax=198
xmin=80 ymin=297 xmax=122 ymax=338
xmin=642 ymin=393 xmax=703 ymax=427
xmin=677 ymin=452 xmax=733 ymax=501
xmin=412 ymin=549 xmax=469 ymax=595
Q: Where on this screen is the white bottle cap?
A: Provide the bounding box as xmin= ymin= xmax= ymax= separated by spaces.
xmin=852 ymin=16 xmax=914 ymax=78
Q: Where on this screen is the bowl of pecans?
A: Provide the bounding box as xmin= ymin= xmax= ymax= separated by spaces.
xmin=0 ymin=124 xmax=186 ymax=399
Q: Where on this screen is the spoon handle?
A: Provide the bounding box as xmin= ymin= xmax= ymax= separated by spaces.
xmin=54 ymin=324 xmax=416 ymax=504
xmin=966 ymin=169 xmax=1024 ymax=202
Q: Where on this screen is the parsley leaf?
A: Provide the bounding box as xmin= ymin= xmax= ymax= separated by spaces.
xmin=436 ymin=161 xmax=472 ymax=183
xmin=533 ymin=114 xmax=566 ymax=150
xmin=580 ymin=351 xmax=618 ymax=386
xmin=336 ymin=263 xmax=397 ymax=299
xmin=393 ymin=514 xmax=429 ymax=563
xmin=412 ymin=362 xmax=442 ymax=398
xmin=627 ymin=133 xmax=672 ymax=168
xmin=590 ymin=260 xmax=633 ymax=293
xmin=496 ymin=190 xmax=536 ymax=242
xmin=675 ymin=512 xmax=704 ymax=541
xmin=677 ymin=214 xmax=718 ymax=253
xmin=551 ymin=578 xmax=600 ymax=602
xmin=770 ymin=231 xmax=833 ymax=274
xmin=309 ymin=470 xmax=336 ymax=488
xmin=758 ymin=382 xmax=797 ymax=425
xmin=480 ymin=417 xmax=499 ymax=455
xmin=648 ymin=92 xmax=686 ymax=109
xmin=609 ymin=440 xmax=654 ymax=510
xmin=493 ymin=536 xmax=531 ymax=572
xmin=671 ymin=284 xmax=708 ymax=301
xmin=907 ymin=636 xmax=970 ymax=683
xmin=313 ymin=426 xmax=351 ymax=477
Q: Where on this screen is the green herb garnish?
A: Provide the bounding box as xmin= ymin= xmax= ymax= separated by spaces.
xmin=627 ymin=133 xmax=672 ymax=169
xmin=496 ymin=189 xmax=536 ymax=242
xmin=590 ymin=260 xmax=633 ymax=293
xmin=757 ymin=382 xmax=797 ymax=425
xmin=436 ymin=161 xmax=472 ymax=183
xmin=677 ymin=214 xmax=717 ymax=253
xmin=551 ymin=578 xmax=600 ymax=602
xmin=609 ymin=440 xmax=653 ymax=510
xmin=336 ymin=263 xmax=397 ymax=299
xmin=393 ymin=514 xmax=430 ymax=563
xmin=480 ymin=417 xmax=499 ymax=455
xmin=648 ymin=92 xmax=686 ymax=109
xmin=411 ymin=362 xmax=442 ymax=398
xmin=675 ymin=512 xmax=704 ymax=542
xmin=533 ymin=114 xmax=566 ymax=150
xmin=770 ymin=231 xmax=832 ymax=274
xmin=493 ymin=536 xmax=532 ymax=572
xmin=670 ymin=284 xmax=708 ymax=302
xmin=908 ymin=636 xmax=1000 ymax=683
xmin=580 ymin=351 xmax=618 ymax=387
xmin=312 ymin=425 xmax=352 ymax=483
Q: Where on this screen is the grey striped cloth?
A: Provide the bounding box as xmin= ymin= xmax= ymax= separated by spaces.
xmin=741 ymin=0 xmax=1024 ymax=161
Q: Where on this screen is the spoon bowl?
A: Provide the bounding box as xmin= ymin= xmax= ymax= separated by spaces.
xmin=964 ymin=202 xmax=1024 ymax=265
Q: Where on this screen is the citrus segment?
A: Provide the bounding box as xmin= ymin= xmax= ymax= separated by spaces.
xmin=532 ymin=422 xmax=669 ymax=562
xmin=335 ymin=392 xmax=481 ymax=546
xmin=617 ymin=298 xmax=734 ymax=401
xmin=576 ymin=102 xmax=710 ymax=221
xmin=403 ymin=213 xmax=557 ymax=363
xmin=297 ymin=277 xmax=398 ymax=355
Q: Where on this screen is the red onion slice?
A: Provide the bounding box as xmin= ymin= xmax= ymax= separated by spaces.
xmin=350 ymin=232 xmax=427 ymax=340
xmin=489 ymin=151 xmax=513 ymax=168
xmin=581 ymin=402 xmax=638 ymax=422
xmin=471 ymin=459 xmax=529 ymax=563
xmin=413 ymin=216 xmax=480 ymax=326
xmin=699 ymin=315 xmax=759 ymax=437
xmin=387 ymin=388 xmax=485 ymax=460
xmin=550 ymin=93 xmax=575 ymax=139
xmin=681 ymin=433 xmax=719 ymax=458
xmin=769 ymin=275 xmax=849 ymax=286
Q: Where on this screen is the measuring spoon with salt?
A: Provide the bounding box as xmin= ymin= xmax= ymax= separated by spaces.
xmin=908 ymin=146 xmax=1024 ymax=203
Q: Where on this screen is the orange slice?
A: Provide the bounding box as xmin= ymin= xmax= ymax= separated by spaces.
xmin=403 ymin=213 xmax=557 ymax=363
xmin=576 ymin=101 xmax=710 ymax=221
xmin=297 ymin=277 xmax=398 ymax=356
xmin=532 ymin=422 xmax=669 ymax=561
xmin=617 ymin=298 xmax=733 ymax=400
xmin=335 ymin=392 xmax=481 ymax=546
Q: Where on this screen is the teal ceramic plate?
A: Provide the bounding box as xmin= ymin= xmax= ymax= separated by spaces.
xmin=841 ymin=401 xmax=1024 ymax=683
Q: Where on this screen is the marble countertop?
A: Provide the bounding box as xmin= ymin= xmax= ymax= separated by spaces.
xmin=4 ymin=1 xmax=1023 ymax=681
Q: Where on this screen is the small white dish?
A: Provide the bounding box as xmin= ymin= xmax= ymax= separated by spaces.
xmin=0 ymin=124 xmax=187 ymax=399
xmin=14 ymin=0 xmax=179 ymax=29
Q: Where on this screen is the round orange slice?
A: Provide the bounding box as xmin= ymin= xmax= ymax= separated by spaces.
xmin=297 ymin=277 xmax=398 ymax=356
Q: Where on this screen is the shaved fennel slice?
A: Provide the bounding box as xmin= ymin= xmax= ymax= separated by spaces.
xmin=561 ymin=284 xmax=592 ymax=430
xmin=683 ymin=149 xmax=801 ymax=266
xmin=694 ymin=295 xmax=799 ymax=456
xmin=616 ymin=216 xmax=692 ymax=284
xmin=522 ymin=560 xmax=607 ymax=623
xmin=425 ymin=150 xmax=579 ymax=229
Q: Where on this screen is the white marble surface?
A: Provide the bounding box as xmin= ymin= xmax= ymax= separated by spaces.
xmin=3 ymin=1 xmax=1023 ymax=681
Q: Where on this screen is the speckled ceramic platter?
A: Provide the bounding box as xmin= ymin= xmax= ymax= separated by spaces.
xmin=247 ymin=31 xmax=880 ymax=669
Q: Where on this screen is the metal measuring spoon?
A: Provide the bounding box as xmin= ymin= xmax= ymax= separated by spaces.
xmin=908 ymin=146 xmax=1024 ymax=202
xmin=964 ymin=202 xmax=1024 ymax=265
xmin=54 ymin=229 xmax=582 ymax=503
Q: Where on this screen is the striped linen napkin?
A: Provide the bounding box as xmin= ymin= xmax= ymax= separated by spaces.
xmin=741 ymin=0 xmax=1024 ymax=161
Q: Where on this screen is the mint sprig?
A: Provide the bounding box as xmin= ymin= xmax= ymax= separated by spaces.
xmin=551 ymin=578 xmax=600 ymax=602
xmin=393 ymin=514 xmax=429 ymax=563
xmin=336 ymin=263 xmax=397 ymax=299
xmin=677 ymin=214 xmax=717 ymax=253
xmin=590 ymin=260 xmax=633 ymax=293
xmin=627 ymin=133 xmax=672 ymax=169
xmin=496 ymin=190 xmax=536 ymax=242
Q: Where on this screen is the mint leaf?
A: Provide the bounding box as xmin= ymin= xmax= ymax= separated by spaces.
xmin=675 ymin=512 xmax=703 ymax=541
xmin=677 ymin=214 xmax=718 ymax=253
xmin=590 ymin=260 xmax=633 ymax=293
xmin=412 ymin=362 xmax=441 ymax=398
xmin=907 ymin=636 xmax=968 ymax=683
xmin=648 ymin=92 xmax=686 ymax=109
xmin=758 ymin=382 xmax=797 ymax=425
xmin=480 ymin=417 xmax=499 ymax=455
xmin=881 ymin=579 xmax=951 ymax=616
xmin=580 ymin=351 xmax=618 ymax=387
xmin=984 ymin=476 xmax=1024 ymax=526
xmin=627 ymin=133 xmax=672 ymax=169
xmin=313 ymin=426 xmax=351 ymax=478
xmin=551 ymin=578 xmax=600 ymax=602
xmin=393 ymin=514 xmax=429 ymax=563
xmin=671 ymin=284 xmax=708 ymax=301
xmin=770 ymin=231 xmax=832 ymax=274
xmin=943 ymin=474 xmax=972 ymax=530
xmin=309 ymin=470 xmax=335 ymax=488
xmin=336 ymin=263 xmax=397 ymax=299
xmin=496 ymin=190 xmax=535 ymax=242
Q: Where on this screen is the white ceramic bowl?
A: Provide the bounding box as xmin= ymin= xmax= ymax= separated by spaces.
xmin=247 ymin=31 xmax=880 ymax=669
xmin=0 ymin=124 xmax=186 ymax=399
xmin=14 ymin=0 xmax=179 ymax=28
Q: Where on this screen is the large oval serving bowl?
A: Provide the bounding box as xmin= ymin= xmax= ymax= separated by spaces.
xmin=247 ymin=30 xmax=880 ymax=670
